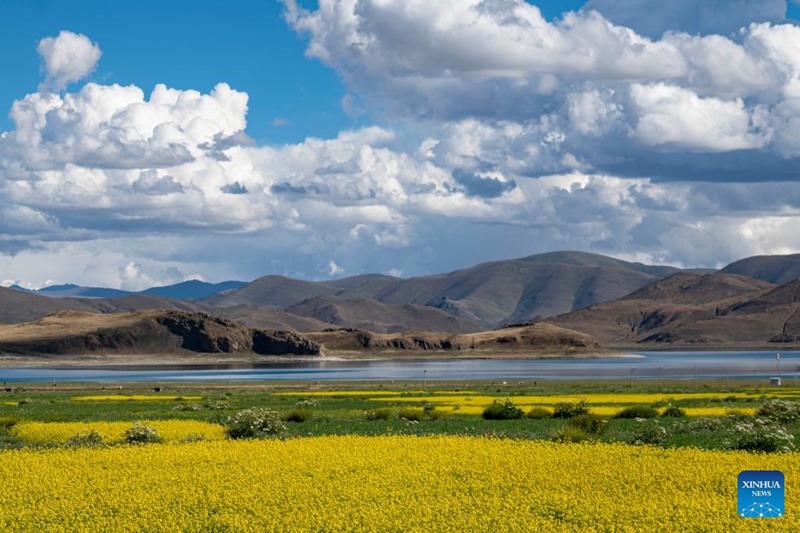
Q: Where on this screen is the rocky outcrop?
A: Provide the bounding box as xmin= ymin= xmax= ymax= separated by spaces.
xmin=155 ymin=312 xmax=253 ymax=353
xmin=0 ymin=310 xmax=322 ymax=357
xmin=307 ymin=323 xmax=601 ymax=354
xmin=252 ymin=330 xmax=321 ymax=356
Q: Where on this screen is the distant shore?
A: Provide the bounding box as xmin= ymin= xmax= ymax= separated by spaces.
xmin=0 ymin=348 xmax=634 ymax=367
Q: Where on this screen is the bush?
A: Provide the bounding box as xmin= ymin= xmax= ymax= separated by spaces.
xmin=672 ymin=417 xmax=721 ymax=434
xmin=399 ymin=408 xmax=423 ymax=422
xmin=0 ymin=417 xmax=17 ymax=430
xmin=365 ymin=408 xmax=393 ymax=421
xmin=550 ymin=426 xmax=592 ymax=443
xmin=568 ymin=414 xmax=608 ymax=436
xmin=526 ymin=407 xmax=553 ymax=420
xmin=631 ymin=419 xmax=669 ymax=445
xmin=172 ymin=403 xmax=201 ymax=412
xmin=65 ymin=429 xmax=106 ymax=448
xmin=224 ymin=408 xmax=286 ymax=439
xmin=482 ymin=399 xmax=524 ymax=420
xmin=285 ymin=408 xmax=312 ymax=423
xmin=732 ymin=419 xmax=795 ymax=453
xmin=660 ymin=406 xmax=687 ymax=418
xmin=615 ymin=406 xmax=659 ymax=419
xmin=725 ymin=408 xmax=750 ymax=418
xmin=755 ymin=399 xmax=800 ymax=424
xmin=552 ymin=401 xmax=589 ymax=419
xmin=295 ymin=399 xmax=317 ymax=409
xmin=123 ymin=423 xmax=164 ymax=445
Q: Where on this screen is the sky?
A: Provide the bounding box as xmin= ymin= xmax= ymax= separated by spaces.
xmin=2 ymin=0 xmax=800 ymax=290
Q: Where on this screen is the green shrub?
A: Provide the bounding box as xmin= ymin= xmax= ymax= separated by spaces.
xmin=568 ymin=414 xmax=608 ymax=436
xmin=365 ymin=408 xmax=393 ymax=421
xmin=123 ymin=423 xmax=164 ymax=445
xmin=482 ymin=399 xmax=524 ymax=420
xmin=660 ymin=406 xmax=687 ymax=418
xmin=285 ymin=408 xmax=313 ymax=423
xmin=615 ymin=406 xmax=659 ymax=419
xmin=172 ymin=403 xmax=201 ymax=412
xmin=725 ymin=408 xmax=750 ymax=418
xmin=399 ymin=408 xmax=423 ymax=422
xmin=732 ymin=419 xmax=795 ymax=453
xmin=224 ymin=408 xmax=286 ymax=439
xmin=672 ymin=417 xmax=721 ymax=434
xmin=755 ymin=399 xmax=800 ymax=424
xmin=550 ymin=426 xmax=592 ymax=443
xmin=0 ymin=417 xmax=17 ymax=430
xmin=631 ymin=419 xmax=669 ymax=446
xmin=295 ymin=399 xmax=317 ymax=409
xmin=552 ymin=400 xmax=589 ymax=419
xmin=65 ymin=429 xmax=106 ymax=448
xmin=526 ymin=407 xmax=553 ymax=420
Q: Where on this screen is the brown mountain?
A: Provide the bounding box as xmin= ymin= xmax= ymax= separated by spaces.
xmin=545 ymin=272 xmax=800 ymax=347
xmin=285 ymin=295 xmax=482 ymax=333
xmin=0 ymin=287 xmax=210 ymax=325
xmin=719 ymin=253 xmax=800 ymax=284
xmin=215 ymin=305 xmax=335 ymax=331
xmin=0 ymin=310 xmax=321 ymax=357
xmin=206 ymin=251 xmax=685 ymax=329
xmin=0 ymin=286 xmax=95 ymax=323
xmin=203 ymin=275 xmax=337 ymax=308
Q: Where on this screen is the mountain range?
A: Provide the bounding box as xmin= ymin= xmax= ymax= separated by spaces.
xmin=2 ymin=250 xmax=800 ymax=350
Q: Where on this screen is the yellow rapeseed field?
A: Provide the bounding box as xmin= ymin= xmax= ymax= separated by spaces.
xmin=0 ymin=435 xmax=796 ymax=532
xmin=11 ymin=420 xmax=225 ymax=444
xmin=371 ymin=392 xmax=774 ymax=406
xmin=442 ymin=405 xmax=758 ymax=417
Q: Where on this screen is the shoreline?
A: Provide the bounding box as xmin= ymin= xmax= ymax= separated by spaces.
xmin=0 ymin=349 xmax=637 ymax=368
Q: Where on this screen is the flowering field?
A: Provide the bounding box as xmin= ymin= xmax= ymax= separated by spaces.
xmin=0 ymin=435 xmax=796 ymax=532
xmin=11 ymin=420 xmax=225 ymax=444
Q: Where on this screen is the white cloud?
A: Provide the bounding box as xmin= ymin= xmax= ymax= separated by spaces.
xmin=630 ymin=83 xmax=770 ymax=151
xmin=37 ymin=31 xmax=102 ymax=92
xmin=327 ymin=259 xmax=344 ymax=276
xmin=5 ymin=13 xmax=800 ymax=288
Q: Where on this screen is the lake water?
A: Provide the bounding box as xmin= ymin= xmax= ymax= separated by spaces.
xmin=1 ymin=350 xmax=798 ymax=383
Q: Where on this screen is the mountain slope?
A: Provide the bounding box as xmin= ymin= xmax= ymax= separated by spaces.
xmin=546 ymin=273 xmax=800 ymax=347
xmin=285 ymin=295 xmax=482 ymax=333
xmin=204 ymin=276 xmax=337 ymax=308
xmin=369 ymin=259 xmax=662 ymax=327
xmin=140 ymin=280 xmax=247 ymax=300
xmin=0 ymin=287 xmax=95 ymax=324
xmin=202 ymin=251 xmax=689 ymax=329
xmin=36 ymin=285 xmax=133 ymax=299
xmin=720 ymin=253 xmax=800 ymax=284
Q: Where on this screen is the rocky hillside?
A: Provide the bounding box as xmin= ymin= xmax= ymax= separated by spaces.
xmin=546 ymin=273 xmax=800 ymax=348
xmin=719 ymin=253 xmax=800 ymax=284
xmin=0 ymin=310 xmax=321 ymax=356
xmin=306 ymin=323 xmax=603 ymax=355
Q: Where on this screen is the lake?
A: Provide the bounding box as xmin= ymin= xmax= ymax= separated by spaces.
xmin=0 ymin=350 xmax=798 ymax=383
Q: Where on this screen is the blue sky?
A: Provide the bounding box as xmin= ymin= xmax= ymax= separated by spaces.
xmin=0 ymin=0 xmax=590 ymax=145
xmin=2 ymin=0 xmax=800 ymax=289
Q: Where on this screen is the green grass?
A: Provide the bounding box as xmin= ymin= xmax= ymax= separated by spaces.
xmin=1 ymin=379 xmax=799 ymax=450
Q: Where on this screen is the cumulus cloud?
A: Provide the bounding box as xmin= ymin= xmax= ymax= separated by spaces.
xmin=4 ymin=6 xmax=800 ymax=288
xmin=37 ymin=31 xmax=102 ymax=92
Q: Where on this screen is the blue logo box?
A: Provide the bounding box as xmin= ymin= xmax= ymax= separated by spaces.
xmin=738 ymin=470 xmax=784 ymax=518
